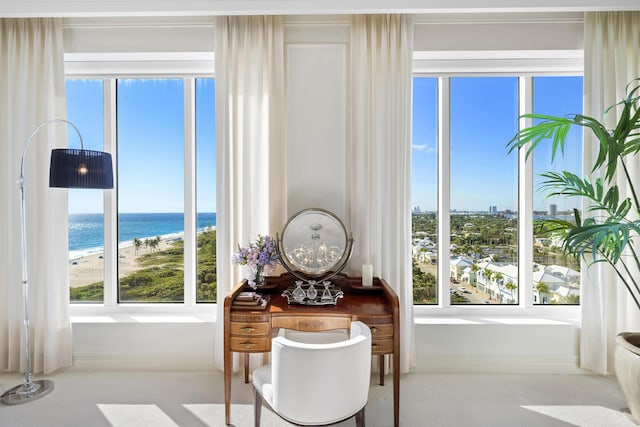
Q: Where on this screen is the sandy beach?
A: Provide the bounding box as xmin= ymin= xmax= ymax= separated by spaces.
xmin=69 ymin=238 xmax=176 ymax=288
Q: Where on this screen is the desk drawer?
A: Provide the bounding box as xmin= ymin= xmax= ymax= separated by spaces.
xmin=353 ymin=316 xmax=393 ymax=338
xmin=230 ymin=321 xmax=270 ymax=336
xmin=367 ymin=323 xmax=393 ymax=339
xmin=230 ymin=337 xmax=270 ymax=352
xmin=371 ymin=339 xmax=393 ymax=354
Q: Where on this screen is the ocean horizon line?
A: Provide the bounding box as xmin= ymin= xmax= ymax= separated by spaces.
xmin=69 ymin=211 xmax=217 ymax=215
xmin=68 ymin=212 xmax=217 ymax=260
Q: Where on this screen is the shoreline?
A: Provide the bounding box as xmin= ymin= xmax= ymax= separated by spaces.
xmin=69 ymin=238 xmax=178 ymax=288
xmin=69 ymin=227 xmax=214 ymax=288
xmin=69 ymin=226 xmax=214 ymax=260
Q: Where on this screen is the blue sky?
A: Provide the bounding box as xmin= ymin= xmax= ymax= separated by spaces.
xmin=67 ymin=75 xmax=581 ymax=214
xmin=531 ymin=76 xmax=583 ymax=213
xmin=66 ymin=79 xmax=216 ymax=214
xmin=412 ymin=75 xmax=583 ymax=213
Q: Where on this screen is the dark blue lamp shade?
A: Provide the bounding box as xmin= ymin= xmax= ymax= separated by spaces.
xmin=49 ymin=148 xmax=113 ymax=189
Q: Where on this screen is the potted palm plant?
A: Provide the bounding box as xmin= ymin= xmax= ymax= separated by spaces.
xmin=507 ymin=78 xmax=640 ymax=421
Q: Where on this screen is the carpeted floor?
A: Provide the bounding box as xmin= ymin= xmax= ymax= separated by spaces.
xmin=0 ymin=370 xmax=635 ymax=427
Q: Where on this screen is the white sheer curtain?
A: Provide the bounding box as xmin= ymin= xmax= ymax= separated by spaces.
xmin=581 ymin=11 xmax=640 ymax=374
xmin=214 ymin=16 xmax=285 ymax=370
xmin=349 ymin=14 xmax=416 ymax=373
xmin=0 ymin=18 xmax=72 ymax=374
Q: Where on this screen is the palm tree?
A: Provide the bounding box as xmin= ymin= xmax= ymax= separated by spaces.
xmin=133 ymin=237 xmax=141 ymax=255
xmin=482 ymin=268 xmax=493 ymax=296
xmin=505 ymin=280 xmax=516 ymax=303
xmin=470 ymin=263 xmax=479 ymax=290
xmin=150 ymin=237 xmax=161 ymax=252
xmin=491 ymin=271 xmax=504 ymax=302
xmin=535 ymin=281 xmax=550 ymax=304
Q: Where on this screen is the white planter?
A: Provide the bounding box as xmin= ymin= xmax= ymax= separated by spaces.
xmin=615 ymin=332 xmax=640 ymax=423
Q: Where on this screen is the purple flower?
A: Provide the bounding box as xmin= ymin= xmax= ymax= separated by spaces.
xmin=233 ymin=234 xmax=281 ymax=285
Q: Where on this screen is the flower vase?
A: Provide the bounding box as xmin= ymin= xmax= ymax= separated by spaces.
xmin=255 ymin=265 xmax=266 ymax=288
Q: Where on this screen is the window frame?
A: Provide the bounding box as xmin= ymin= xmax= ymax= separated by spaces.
xmin=412 ymin=50 xmax=583 ymax=319
xmin=66 ymin=53 xmax=216 ymax=316
xmin=66 ymin=49 xmax=583 ymax=319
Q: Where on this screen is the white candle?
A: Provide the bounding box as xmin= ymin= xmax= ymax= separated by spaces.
xmin=362 ymin=264 xmax=373 ymax=287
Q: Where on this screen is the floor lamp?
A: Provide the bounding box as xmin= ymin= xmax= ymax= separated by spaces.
xmin=1 ymin=119 xmax=113 ymax=405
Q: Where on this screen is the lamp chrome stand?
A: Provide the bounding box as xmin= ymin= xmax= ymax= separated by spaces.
xmin=1 ymin=119 xmax=113 ymax=405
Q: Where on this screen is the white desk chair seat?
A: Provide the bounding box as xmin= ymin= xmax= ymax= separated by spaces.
xmin=253 ymin=321 xmax=372 ymax=426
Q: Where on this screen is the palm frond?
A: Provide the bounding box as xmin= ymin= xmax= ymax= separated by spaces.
xmin=538 ymin=171 xmax=633 ymax=220
xmin=563 ymin=221 xmax=640 ymax=264
xmin=506 ymin=115 xmax=575 ymax=158
xmin=533 ymin=218 xmax=576 ymax=235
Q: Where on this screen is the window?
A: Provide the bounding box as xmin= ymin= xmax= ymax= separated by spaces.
xmin=412 ymin=75 xmax=583 ymax=307
xmin=117 ymin=79 xmax=185 ymax=302
xmin=67 ymin=79 xmax=105 ymax=303
xmin=411 ymin=77 xmax=438 ymax=304
xmin=66 ymin=77 xmax=216 ymax=305
xmin=532 ymin=76 xmax=582 ymax=305
xmin=195 ymin=78 xmax=216 ymax=303
xmin=450 ymin=77 xmax=518 ymax=305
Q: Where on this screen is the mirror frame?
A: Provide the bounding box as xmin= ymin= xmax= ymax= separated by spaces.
xmin=276 ymin=208 xmax=353 ymax=283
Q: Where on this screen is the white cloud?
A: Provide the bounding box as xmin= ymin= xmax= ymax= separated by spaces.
xmin=413 ymin=144 xmax=435 ymax=153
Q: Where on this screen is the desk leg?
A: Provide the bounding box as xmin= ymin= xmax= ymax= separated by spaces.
xmin=393 ymin=354 xmax=400 ymax=427
xmin=224 ymin=349 xmax=231 ymax=425
xmin=244 ymin=353 xmax=250 ymax=383
xmin=379 ymin=355 xmax=385 ymax=386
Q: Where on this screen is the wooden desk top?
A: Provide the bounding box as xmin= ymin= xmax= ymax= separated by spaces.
xmin=226 ymin=272 xmax=397 ymax=318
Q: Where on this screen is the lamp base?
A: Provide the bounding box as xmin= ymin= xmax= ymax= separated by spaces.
xmin=1 ymin=380 xmax=54 ymax=405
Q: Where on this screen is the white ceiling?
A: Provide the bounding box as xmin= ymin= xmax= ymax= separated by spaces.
xmin=0 ymin=0 xmax=639 ymax=18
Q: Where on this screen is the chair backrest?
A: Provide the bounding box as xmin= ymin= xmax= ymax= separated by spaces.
xmin=277 ymin=327 xmax=349 ymax=344
xmin=270 ymin=321 xmax=372 ymax=425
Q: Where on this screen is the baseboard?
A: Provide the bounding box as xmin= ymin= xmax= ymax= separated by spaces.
xmin=71 ymin=352 xmax=585 ymax=375
xmin=414 ymin=354 xmax=587 ymax=374
xmin=72 ymin=352 xmax=217 ymax=371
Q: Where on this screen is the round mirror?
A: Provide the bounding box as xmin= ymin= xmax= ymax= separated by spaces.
xmin=277 ymin=208 xmax=353 ymax=282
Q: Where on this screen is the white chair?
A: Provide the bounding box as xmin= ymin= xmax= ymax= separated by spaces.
xmin=252 ymin=321 xmax=372 ymax=426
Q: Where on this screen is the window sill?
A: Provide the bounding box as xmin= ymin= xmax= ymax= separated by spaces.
xmin=413 ymin=304 xmax=580 ymax=326
xmin=69 ymin=303 xmax=216 ymax=324
xmin=70 ymin=303 xmax=578 ymax=326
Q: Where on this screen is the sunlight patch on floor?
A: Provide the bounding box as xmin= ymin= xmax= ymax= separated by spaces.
xmin=522 ymin=405 xmax=636 ymax=427
xmin=97 ymin=404 xmax=179 ymax=427
xmin=183 ymin=403 xmax=352 ymax=427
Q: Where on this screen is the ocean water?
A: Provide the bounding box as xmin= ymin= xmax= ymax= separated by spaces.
xmin=68 ymin=212 xmax=216 ymax=259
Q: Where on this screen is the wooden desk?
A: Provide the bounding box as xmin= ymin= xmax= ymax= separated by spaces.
xmin=223 ymin=272 xmax=400 ymax=427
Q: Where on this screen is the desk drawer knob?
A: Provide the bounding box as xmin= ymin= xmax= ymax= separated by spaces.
xmin=241 ymin=341 xmax=256 ymax=349
xmin=372 ymin=343 xmax=379 ymax=349
xmin=240 ymin=326 xmax=256 ymax=332
xmin=370 ymin=326 xmax=380 ymax=333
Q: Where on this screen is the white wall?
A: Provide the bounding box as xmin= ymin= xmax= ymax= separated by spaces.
xmin=72 ymin=316 xmax=216 ymax=370
xmin=2 ymin=0 xmax=640 ymax=18
xmin=285 ymin=42 xmax=348 ymax=219
xmin=64 ymin=14 xmax=587 ymax=373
